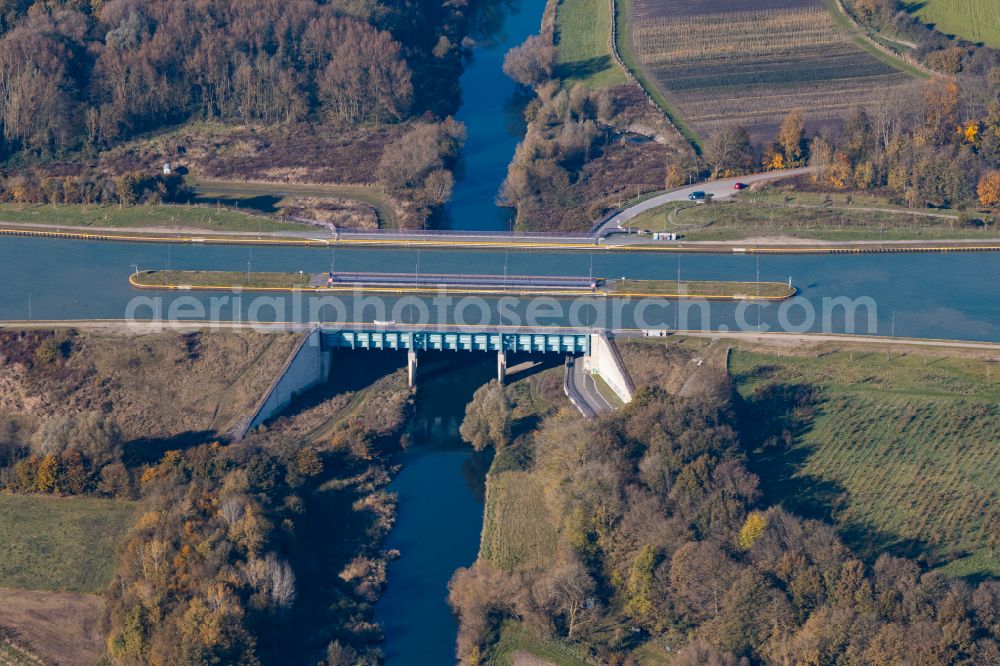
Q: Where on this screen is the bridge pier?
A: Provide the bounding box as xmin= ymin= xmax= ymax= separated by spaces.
xmin=408 ymin=349 xmax=418 ymax=389
xmin=497 ymin=350 xmax=507 ymax=384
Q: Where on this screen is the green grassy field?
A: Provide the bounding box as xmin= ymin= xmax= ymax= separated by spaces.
xmin=480 ymin=471 xmax=560 ymax=571
xmin=554 ymin=0 xmax=628 ymax=88
xmin=136 ymin=270 xmax=794 ymax=300
xmin=0 ymin=494 xmax=135 ymax=593
xmin=0 ymin=202 xmax=307 ymax=233
xmin=904 ymin=0 xmax=1000 ymax=48
xmin=132 ymin=270 xmax=312 ymax=290
xmin=731 ymin=347 xmax=1000 ymax=580
xmin=630 ymin=189 xmax=992 ymax=242
xmin=487 ymin=622 xmax=591 ymax=665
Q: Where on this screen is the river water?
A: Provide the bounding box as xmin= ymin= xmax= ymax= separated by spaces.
xmin=2 ymin=0 xmax=1000 ymax=661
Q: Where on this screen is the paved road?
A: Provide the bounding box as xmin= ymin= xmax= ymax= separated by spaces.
xmin=596 ymin=167 xmax=815 ymax=237
xmin=564 ymin=355 xmax=614 ymax=418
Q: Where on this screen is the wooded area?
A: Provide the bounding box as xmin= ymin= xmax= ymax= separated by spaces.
xmin=449 ymin=346 xmax=1000 ymax=664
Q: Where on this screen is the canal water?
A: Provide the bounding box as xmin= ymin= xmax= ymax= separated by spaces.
xmin=4 ymin=237 xmax=1000 ymax=342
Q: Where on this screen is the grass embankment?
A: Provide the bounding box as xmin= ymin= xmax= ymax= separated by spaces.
xmin=0 ymin=202 xmax=308 ymax=233
xmin=191 ymin=179 xmax=396 ymax=228
xmin=132 ymin=270 xmax=312 ymax=290
xmin=731 ymin=344 xmax=1000 ymax=580
xmin=632 ymin=190 xmax=992 ymax=242
xmin=902 ymin=0 xmax=1000 ymax=49
xmin=488 ymin=621 xmax=591 ymax=666
xmin=554 ymin=0 xmax=628 ymax=88
xmin=133 ymin=270 xmax=794 ymax=300
xmin=0 ymin=494 xmax=135 ymax=592
xmin=479 ymin=366 xmax=595 ymax=664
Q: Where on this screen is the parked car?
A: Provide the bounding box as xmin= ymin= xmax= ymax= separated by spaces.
xmin=733 ymin=182 xmax=747 ymax=190
xmin=688 ymin=191 xmax=707 ymax=201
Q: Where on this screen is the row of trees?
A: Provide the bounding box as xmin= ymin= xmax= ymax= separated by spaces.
xmin=846 ymin=0 xmax=1000 ymax=76
xmin=701 ymin=73 xmax=1000 ymax=212
xmin=449 ymin=387 xmax=1000 ymax=664
xmin=0 ymin=170 xmax=189 ymax=205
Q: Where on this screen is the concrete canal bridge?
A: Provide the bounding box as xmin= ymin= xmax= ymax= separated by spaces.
xmin=239 ymin=325 xmax=633 ymax=436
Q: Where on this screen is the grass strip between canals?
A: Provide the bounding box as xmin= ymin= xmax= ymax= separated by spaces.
xmin=130 ymin=270 xmax=795 ymax=300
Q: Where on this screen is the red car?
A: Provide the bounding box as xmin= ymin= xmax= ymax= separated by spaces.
xmin=733 ymin=182 xmax=748 ymax=191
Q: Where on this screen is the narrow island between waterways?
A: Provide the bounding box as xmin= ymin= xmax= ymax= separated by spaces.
xmin=129 ymin=269 xmax=796 ymax=301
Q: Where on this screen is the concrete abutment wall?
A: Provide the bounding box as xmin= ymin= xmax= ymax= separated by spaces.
xmin=241 ymin=328 xmax=331 ymax=436
xmin=587 ymin=332 xmax=635 ymax=404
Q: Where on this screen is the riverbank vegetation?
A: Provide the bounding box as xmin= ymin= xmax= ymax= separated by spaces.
xmin=0 ymin=0 xmax=509 ymax=229
xmin=0 ymin=329 xmax=418 ymax=663
xmin=450 ymin=336 xmax=1000 ymax=663
xmin=499 ymin=0 xmax=694 ymax=231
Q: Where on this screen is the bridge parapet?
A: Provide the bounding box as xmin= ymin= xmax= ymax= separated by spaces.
xmin=319 ymin=328 xmax=590 ymax=355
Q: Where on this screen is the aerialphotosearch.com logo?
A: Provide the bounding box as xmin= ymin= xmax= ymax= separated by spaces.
xmin=122 ymin=287 xmax=880 ymax=336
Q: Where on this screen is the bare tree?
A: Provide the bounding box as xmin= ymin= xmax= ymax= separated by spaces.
xmin=502 ymin=34 xmax=554 ymax=88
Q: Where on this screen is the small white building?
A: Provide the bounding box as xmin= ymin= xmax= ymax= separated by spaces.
xmin=163 ymin=163 xmax=172 ymax=175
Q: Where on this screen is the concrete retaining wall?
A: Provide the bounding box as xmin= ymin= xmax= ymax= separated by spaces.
xmin=241 ymin=328 xmax=330 ymax=436
xmin=588 ymin=332 xmax=635 ymax=404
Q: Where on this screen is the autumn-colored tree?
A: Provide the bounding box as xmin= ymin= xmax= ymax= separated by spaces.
xmin=705 ymin=124 xmax=754 ymax=177
xmin=14 ymin=455 xmax=39 ymax=492
xmin=738 ymin=511 xmax=767 ymax=551
xmin=923 ymin=78 xmax=959 ymax=141
xmin=293 ymin=446 xmax=323 ymax=479
xmin=623 ymin=545 xmax=658 ymax=624
xmin=35 ymin=453 xmax=59 ymax=492
xmin=778 ymin=109 xmax=806 ymax=163
xmin=59 ymin=449 xmax=88 ymax=494
xmin=978 ymin=171 xmax=1000 ymax=207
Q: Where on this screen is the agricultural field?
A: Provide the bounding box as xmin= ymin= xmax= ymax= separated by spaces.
xmin=904 ymin=0 xmax=1000 ymax=49
xmin=0 ymin=494 xmax=135 ymax=592
xmin=731 ymin=344 xmax=1000 ymax=580
xmin=626 ymin=0 xmax=919 ymax=142
xmin=0 ymin=588 xmax=106 ymax=666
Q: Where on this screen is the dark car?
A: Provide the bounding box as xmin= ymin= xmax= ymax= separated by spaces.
xmin=688 ymin=191 xmax=707 ymax=201
xmin=733 ymin=182 xmax=748 ymax=190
